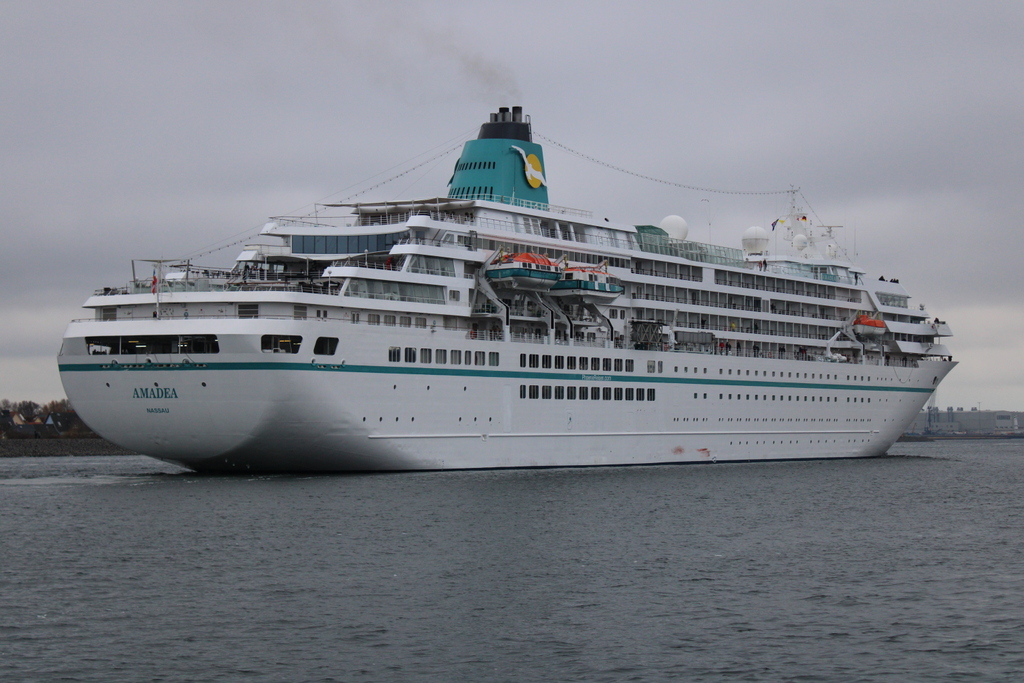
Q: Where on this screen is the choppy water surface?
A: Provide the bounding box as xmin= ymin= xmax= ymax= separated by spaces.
xmin=2 ymin=441 xmax=1024 ymax=682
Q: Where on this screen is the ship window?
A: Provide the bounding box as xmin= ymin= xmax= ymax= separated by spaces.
xmin=542 ymin=386 xmax=552 ymax=399
xmin=567 ymin=386 xmax=577 ymax=400
xmin=420 ymin=348 xmax=432 ymax=363
xmin=637 ymin=388 xmax=645 ymax=401
xmin=567 ymin=356 xmax=577 ymax=370
xmin=261 ymin=335 xmax=302 ymax=354
xmin=529 ymin=354 xmax=539 ymax=368
xmin=603 ymin=358 xmax=612 ymax=372
xmin=658 ymin=361 xmax=663 ymax=373
xmin=554 ymin=356 xmax=564 ymax=369
xmin=178 ymin=335 xmax=220 ymax=354
xmin=435 ymin=349 xmax=447 ymax=364
xmin=293 ymin=305 xmax=308 ymax=320
xmin=647 ymin=361 xmax=656 ymax=373
xmin=351 ymin=313 xmax=360 ymax=324
xmin=238 ymin=303 xmax=259 ymax=319
xmin=489 ymin=352 xmax=499 ymax=366
xmin=367 ymin=314 xmax=380 ymax=325
xmin=555 ymin=386 xmax=564 ymax=400
xmin=520 ymin=385 xmax=527 ymax=399
xmin=404 ymin=347 xmax=416 ymax=363
xmin=614 ymin=359 xmax=623 ymax=372
xmin=400 ymin=316 xmax=411 ymax=328
xmin=614 ymin=388 xmax=623 ymax=401
xmin=384 ymin=315 xmax=396 ymax=326
xmin=602 ymin=387 xmax=611 ymax=401
xmin=579 ymin=357 xmax=588 ymax=370
xmin=625 ymin=359 xmax=634 ymax=372
xmin=314 ymin=337 xmax=338 ymax=355
xmin=578 ymin=386 xmax=588 ymax=400
xmin=451 ymin=350 xmax=462 ymax=365
xmin=542 ymin=355 xmax=552 ymax=369
xmin=415 ymin=317 xmax=427 ymax=328
xmin=520 ymin=354 xmax=527 ymax=368
xmin=648 ymin=389 xmax=656 ymax=401
xmin=388 ymin=346 xmax=401 ymax=362
xmin=450 ymin=290 xmax=460 ymax=301
xmin=529 ymin=385 xmax=539 ymax=399
xmin=475 ymin=351 xmax=486 ymax=366
xmin=100 ymin=307 xmax=117 ymax=321
xmin=626 ymin=388 xmax=635 ymax=400
xmin=591 ymin=387 xmax=601 ymax=400
xmin=592 ymin=357 xmax=600 ymax=371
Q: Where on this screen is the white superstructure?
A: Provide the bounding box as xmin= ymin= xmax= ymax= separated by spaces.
xmin=58 ymin=107 xmax=955 ymax=472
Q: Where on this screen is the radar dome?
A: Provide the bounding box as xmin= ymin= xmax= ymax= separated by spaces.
xmin=793 ymin=234 xmax=809 ymax=251
xmin=741 ymin=226 xmax=769 ymax=254
xmin=659 ymin=215 xmax=688 ymax=241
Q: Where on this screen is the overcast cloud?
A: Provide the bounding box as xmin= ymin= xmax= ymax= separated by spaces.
xmin=2 ymin=0 xmax=1022 ymax=410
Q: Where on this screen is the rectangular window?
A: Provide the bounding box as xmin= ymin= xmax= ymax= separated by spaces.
xmin=520 ymin=385 xmax=527 ymax=399
xmin=261 ymin=335 xmax=302 ymax=354
xmin=351 ymin=312 xmax=360 ymax=324
xmin=626 ymin=388 xmax=635 ymax=400
xmin=637 ymin=387 xmax=645 ymax=401
xmin=578 ymin=386 xmax=588 ymax=400
xmin=399 ymin=316 xmax=411 ymax=328
xmin=614 ymin=358 xmax=623 ymax=372
xmin=100 ymin=307 xmax=117 ymax=321
xmin=542 ymin=355 xmax=552 ymax=369
xmin=488 ymin=352 xmax=499 ymax=366
xmin=529 ymin=354 xmax=540 ymax=368
xmin=383 ymin=314 xmax=396 ymax=326
xmin=404 ymin=347 xmax=416 ymax=363
xmin=435 ymin=349 xmax=447 ymax=364
xmin=567 ymin=386 xmax=577 ymax=400
xmin=474 ymin=351 xmax=486 ymax=366
xmin=567 ymin=356 xmax=577 ymax=370
xmin=314 ymin=337 xmax=339 ymax=355
xmin=554 ymin=386 xmax=565 ymax=399
xmin=592 ymin=357 xmax=600 ymax=371
xmin=451 ymin=349 xmax=462 ymax=365
xmin=602 ymin=358 xmax=612 ymax=372
xmin=658 ymin=361 xmax=663 ymax=373
xmin=554 ymin=356 xmax=564 ymax=369
xmin=592 ymin=387 xmax=601 ymax=400
xmin=367 ymin=313 xmax=380 ymax=326
xmin=520 ymin=353 xmax=527 ymax=368
xmin=647 ymin=388 xmax=656 ymax=401
xmin=388 ymin=346 xmax=401 ymax=362
xmin=647 ymin=361 xmax=656 ymax=373
xmin=614 ymin=387 xmax=623 ymax=400
xmin=449 ymin=290 xmax=460 ymax=301
xmin=415 ymin=317 xmax=427 ymax=328
xmin=238 ymin=303 xmax=259 ymax=319
xmin=542 ymin=386 xmax=552 ymax=399
xmin=602 ymin=387 xmax=612 ymax=400
xmin=625 ymin=359 xmax=634 ymax=372
xmin=293 ymin=305 xmax=308 ymax=320
xmin=420 ymin=348 xmax=432 ymax=364
xmin=529 ymin=385 xmax=540 ymax=399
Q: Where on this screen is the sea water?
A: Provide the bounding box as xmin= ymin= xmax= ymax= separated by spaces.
xmin=2 ymin=441 xmax=1023 ymax=681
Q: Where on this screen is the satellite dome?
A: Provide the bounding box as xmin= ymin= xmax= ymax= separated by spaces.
xmin=659 ymin=215 xmax=688 ymax=241
xmin=793 ymin=234 xmax=809 ymax=251
xmin=741 ymin=225 xmax=769 ymax=254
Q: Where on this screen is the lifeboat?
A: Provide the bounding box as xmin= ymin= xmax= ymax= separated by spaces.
xmin=550 ymin=265 xmax=625 ymax=301
xmin=852 ymin=314 xmax=886 ymax=336
xmin=484 ymin=252 xmax=562 ymax=290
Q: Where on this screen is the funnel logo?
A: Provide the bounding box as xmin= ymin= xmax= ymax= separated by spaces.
xmin=511 ymin=146 xmax=546 ymax=189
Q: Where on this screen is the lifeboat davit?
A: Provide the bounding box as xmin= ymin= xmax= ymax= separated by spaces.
xmin=484 ymin=252 xmax=562 ymax=290
xmin=550 ymin=265 xmax=625 ymax=301
xmin=852 ymin=314 xmax=886 ymax=336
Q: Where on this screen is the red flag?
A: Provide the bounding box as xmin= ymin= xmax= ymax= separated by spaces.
xmin=151 ymin=269 xmax=158 ymax=294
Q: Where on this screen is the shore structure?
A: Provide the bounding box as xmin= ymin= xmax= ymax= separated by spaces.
xmin=58 ymin=106 xmax=955 ymax=472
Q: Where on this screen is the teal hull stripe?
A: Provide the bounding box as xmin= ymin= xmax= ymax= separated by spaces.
xmin=58 ymin=361 xmax=935 ymax=393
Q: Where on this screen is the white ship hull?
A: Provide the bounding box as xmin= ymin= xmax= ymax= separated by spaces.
xmin=59 ymin=318 xmax=954 ymax=473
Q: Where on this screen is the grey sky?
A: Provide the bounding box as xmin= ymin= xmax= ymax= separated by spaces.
xmin=2 ymin=0 xmax=1022 ymax=409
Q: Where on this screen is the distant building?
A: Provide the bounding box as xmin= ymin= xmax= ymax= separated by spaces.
xmin=905 ymin=408 xmax=1023 ymax=436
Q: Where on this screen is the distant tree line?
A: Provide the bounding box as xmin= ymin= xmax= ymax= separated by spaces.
xmin=0 ymin=398 xmax=96 ymax=438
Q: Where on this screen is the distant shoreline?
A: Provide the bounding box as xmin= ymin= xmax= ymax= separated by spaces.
xmin=0 ymin=439 xmax=138 ymax=457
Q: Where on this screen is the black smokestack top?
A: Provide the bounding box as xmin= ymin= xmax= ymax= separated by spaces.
xmin=478 ymin=106 xmax=531 ymax=142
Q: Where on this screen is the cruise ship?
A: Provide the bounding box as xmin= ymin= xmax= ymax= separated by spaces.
xmin=58 ymin=107 xmax=955 ymax=472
